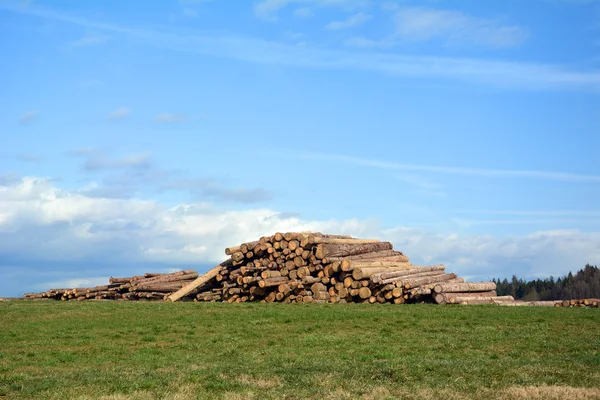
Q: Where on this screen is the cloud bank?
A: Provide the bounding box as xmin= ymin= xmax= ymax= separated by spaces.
xmin=1 ymin=177 xmax=598 ymax=296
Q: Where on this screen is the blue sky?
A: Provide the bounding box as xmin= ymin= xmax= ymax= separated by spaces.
xmin=1 ymin=0 xmax=599 ymax=297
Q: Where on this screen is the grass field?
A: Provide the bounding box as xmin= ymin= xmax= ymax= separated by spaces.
xmin=1 ymin=302 xmax=599 ymax=400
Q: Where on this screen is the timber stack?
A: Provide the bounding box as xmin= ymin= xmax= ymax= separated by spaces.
xmin=169 ymin=232 xmax=497 ymax=304
xmin=24 ymin=231 xmax=594 ymax=307
xmin=23 ymin=270 xmax=211 ymax=301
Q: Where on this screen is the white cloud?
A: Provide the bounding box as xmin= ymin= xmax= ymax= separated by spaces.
xmin=392 ymin=7 xmax=528 ymax=48
xmin=108 ymin=107 xmax=131 ymax=120
xmin=19 ymin=110 xmax=39 ymax=123
xmin=325 ymin=12 xmax=371 ymax=30
xmin=154 ymin=113 xmax=186 ymax=123
xmin=0 ymin=177 xmax=598 ymax=284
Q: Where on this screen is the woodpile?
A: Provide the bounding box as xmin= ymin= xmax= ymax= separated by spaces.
xmin=169 ymin=232 xmax=492 ymax=304
xmin=23 ymin=270 xmax=211 ymax=301
xmin=22 ymin=231 xmax=598 ymax=308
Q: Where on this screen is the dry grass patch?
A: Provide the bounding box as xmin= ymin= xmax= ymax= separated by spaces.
xmin=498 ymin=385 xmax=600 ymax=400
xmin=235 ymin=375 xmax=281 ymax=389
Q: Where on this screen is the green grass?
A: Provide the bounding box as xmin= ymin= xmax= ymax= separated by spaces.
xmin=0 ymin=302 xmax=599 ymax=400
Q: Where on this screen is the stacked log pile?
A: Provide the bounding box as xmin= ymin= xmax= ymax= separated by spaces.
xmin=23 ymin=270 xmax=209 ymax=301
xmin=22 ymin=231 xmax=598 ymax=308
xmin=171 ymin=232 xmax=491 ymax=304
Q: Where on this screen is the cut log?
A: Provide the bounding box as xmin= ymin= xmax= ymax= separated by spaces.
xmin=310 ymin=283 xmax=327 ymax=293
xmin=402 ymin=273 xmax=457 ymax=289
xmin=341 ymin=259 xmax=411 ymax=272
xmin=342 ymin=260 xmax=412 ymax=271
xmin=433 ymin=282 xmax=497 ymax=293
xmin=371 ymin=265 xmax=446 ymax=283
xmin=314 ymin=242 xmax=393 ymax=260
xmin=352 ymin=265 xmax=413 ymax=280
xmin=259 ymin=277 xmax=290 ymax=288
xmin=358 ymin=287 xmax=372 ymax=299
xmin=324 ymin=250 xmax=404 ymax=263
xmin=434 ymin=291 xmax=497 ymax=304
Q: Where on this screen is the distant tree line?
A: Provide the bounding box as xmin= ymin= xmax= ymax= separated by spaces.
xmin=493 ymin=264 xmax=600 ymax=301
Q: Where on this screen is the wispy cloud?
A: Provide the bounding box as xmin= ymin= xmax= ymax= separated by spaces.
xmin=19 ymin=110 xmax=39 ymax=123
xmin=16 ymin=154 xmax=44 ymax=163
xmin=325 ymin=12 xmax=371 ymax=30
xmin=69 ymin=33 xmax=110 ymax=48
xmin=301 ymin=153 xmax=600 ymax=182
xmin=254 ymin=0 xmax=368 ymax=20
xmin=76 ymin=151 xmax=153 ymax=171
xmin=453 ymin=209 xmax=600 ymax=218
xmin=395 ymin=174 xmax=446 ymax=197
xmin=294 ymin=7 xmax=313 ymax=18
xmin=162 ymin=178 xmax=275 ymax=203
xmin=3 ymin=2 xmax=599 ymax=91
xmin=392 ymin=7 xmax=528 ymax=48
xmin=451 ymin=217 xmax=600 ymax=227
xmin=154 ymin=113 xmax=186 ymax=123
xmin=108 ymin=107 xmax=131 ymax=120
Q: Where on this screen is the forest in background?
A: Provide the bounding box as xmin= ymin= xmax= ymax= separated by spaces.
xmin=494 ymin=264 xmax=600 ymax=300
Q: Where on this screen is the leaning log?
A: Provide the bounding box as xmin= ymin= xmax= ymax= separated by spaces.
xmin=168 ymin=265 xmax=223 ymax=302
